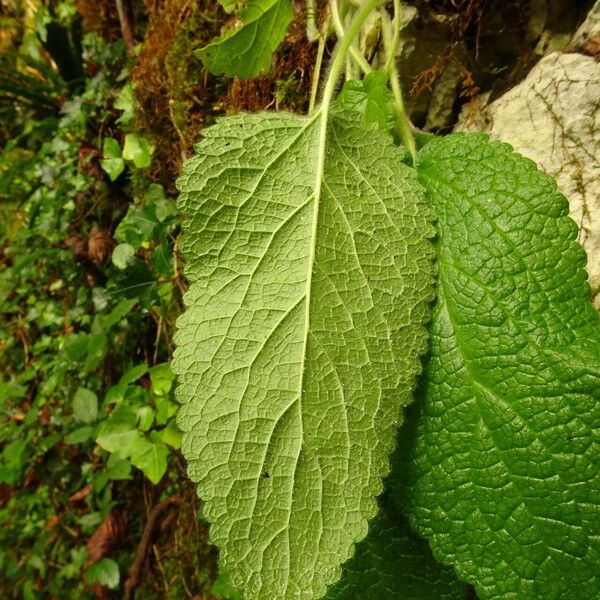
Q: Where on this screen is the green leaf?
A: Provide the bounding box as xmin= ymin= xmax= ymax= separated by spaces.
xmin=145 ymin=183 xmax=177 ymax=222
xmin=100 ymin=137 xmax=125 ymax=181
xmin=196 ymin=0 xmax=293 ymax=79
xmin=122 ymin=133 xmax=154 ymax=169
xmin=173 ymin=111 xmax=434 ymax=599
xmin=218 ymin=0 xmax=240 ymax=12
xmin=130 ymin=435 xmax=168 ymax=484
xmin=96 ymin=403 xmax=140 ymax=459
xmin=106 ymin=454 xmax=132 ymax=481
xmin=152 ymin=240 xmax=174 ymax=276
xmin=149 ymin=362 xmax=174 ymax=396
xmin=337 ymin=71 xmax=394 ymax=134
xmin=115 ymin=83 xmax=134 ymax=125
xmin=111 ymin=243 xmax=135 ymax=269
xmin=397 ymin=133 xmax=600 ymax=600
xmin=158 ymin=420 xmax=182 ymax=449
xmin=155 ymin=394 xmax=177 ymax=425
xmin=119 ymin=362 xmax=148 ymax=386
xmin=105 ymin=382 xmax=127 ymax=405
xmin=213 ymin=568 xmax=243 ymax=600
xmin=325 ymin=494 xmax=468 ymax=599
xmin=83 ymin=333 xmax=107 ymax=370
xmin=0 ymin=382 xmax=26 ymax=402
xmin=92 ymin=299 xmax=138 ymax=334
xmin=65 ymin=426 xmax=93 ymax=445
xmin=136 ymin=406 xmax=155 ymax=431
xmin=73 ymin=388 xmax=98 ymax=424
xmin=87 ymin=558 xmax=120 ymax=589
xmin=0 ymin=440 xmax=28 ymax=485
xmin=115 ymin=206 xmax=157 ymax=247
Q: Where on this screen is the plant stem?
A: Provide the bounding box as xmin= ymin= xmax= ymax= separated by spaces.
xmin=306 ymin=0 xmax=319 ymax=41
xmin=381 ymin=6 xmax=417 ymax=164
xmin=331 ymin=0 xmax=372 ymax=75
xmin=384 ymin=0 xmax=402 ymax=74
xmin=115 ymin=0 xmax=135 ymax=55
xmin=309 ymin=27 xmax=328 ymax=112
xmin=320 ymin=0 xmax=382 ymax=116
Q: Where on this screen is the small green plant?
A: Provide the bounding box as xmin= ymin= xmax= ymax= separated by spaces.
xmin=176 ymin=1 xmax=600 ymax=599
xmin=0 ymin=15 xmax=192 ymax=596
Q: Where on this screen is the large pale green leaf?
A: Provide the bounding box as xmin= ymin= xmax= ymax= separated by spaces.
xmin=396 ymin=133 xmax=600 ymax=599
xmin=195 ymin=0 xmax=292 ymax=79
xmin=325 ymin=493 xmax=469 ymax=599
xmin=173 ymin=110 xmax=434 ymax=599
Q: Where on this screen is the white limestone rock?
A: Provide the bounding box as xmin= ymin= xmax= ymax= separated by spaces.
xmin=457 ymin=52 xmax=600 ymax=307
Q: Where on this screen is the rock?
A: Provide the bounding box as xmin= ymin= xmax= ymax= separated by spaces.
xmin=457 ymin=52 xmax=600 ymax=307
xmin=572 ymin=0 xmax=600 ymax=45
xmin=533 ymin=0 xmax=595 ymax=55
xmin=424 ymin=61 xmax=460 ymax=131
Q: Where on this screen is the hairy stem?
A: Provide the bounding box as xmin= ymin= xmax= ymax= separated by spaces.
xmin=384 ymin=0 xmax=402 ymax=74
xmin=306 ymin=0 xmax=319 ymax=41
xmin=309 ymin=26 xmax=328 ymax=112
xmin=331 ymin=0 xmax=372 ymax=75
xmin=381 ymin=6 xmax=417 ymax=163
xmin=321 ymin=0 xmax=382 ymax=115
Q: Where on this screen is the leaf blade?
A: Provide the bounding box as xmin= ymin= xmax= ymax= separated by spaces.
xmin=325 ymin=494 xmax=469 ymax=600
xmin=195 ymin=0 xmax=292 ymax=79
xmin=173 ymin=111 xmax=434 ymax=599
xmin=397 ymin=133 xmax=600 ymax=599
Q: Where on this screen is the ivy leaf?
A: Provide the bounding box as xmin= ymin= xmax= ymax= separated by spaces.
xmin=100 ymin=137 xmax=124 ymax=181
xmin=130 ymin=435 xmax=168 ymax=484
xmin=337 ymin=70 xmax=394 ymax=134
xmin=195 ymin=0 xmax=293 ymax=79
xmin=325 ymin=494 xmax=468 ymax=600
xmin=114 ymin=83 xmax=134 ymax=125
xmin=122 ymin=133 xmax=154 ymax=169
xmin=115 ymin=206 xmax=156 ymax=248
xmin=396 ymin=133 xmax=600 ymax=599
xmin=173 ymin=111 xmax=434 ymax=599
xmin=149 ymin=362 xmax=175 ymax=396
xmin=96 ymin=403 xmax=139 ymax=459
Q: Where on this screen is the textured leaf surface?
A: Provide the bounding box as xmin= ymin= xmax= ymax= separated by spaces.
xmin=337 ymin=71 xmax=394 ymax=134
xmin=196 ymin=0 xmax=292 ymax=79
xmin=396 ymin=133 xmax=600 ymax=599
xmin=325 ymin=493 xmax=468 ymax=600
xmin=173 ymin=110 xmax=434 ymax=599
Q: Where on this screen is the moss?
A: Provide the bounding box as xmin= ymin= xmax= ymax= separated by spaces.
xmin=164 ymin=3 xmax=224 ymax=155
xmin=131 ymin=1 xmax=317 ymax=189
xmin=130 ymin=0 xmax=223 ymax=191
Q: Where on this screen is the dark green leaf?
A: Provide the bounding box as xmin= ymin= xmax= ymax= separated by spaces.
xmin=65 ymin=426 xmax=94 ymax=445
xmin=87 ymin=558 xmax=120 ymax=589
xmin=196 ymin=0 xmax=292 ymax=79
xmin=326 ymin=495 xmax=468 ymax=599
xmin=397 ymin=133 xmax=600 ymax=599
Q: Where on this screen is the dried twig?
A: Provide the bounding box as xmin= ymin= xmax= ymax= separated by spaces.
xmin=116 ymin=0 xmax=136 ymax=55
xmin=123 ymin=496 xmax=182 ymax=600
